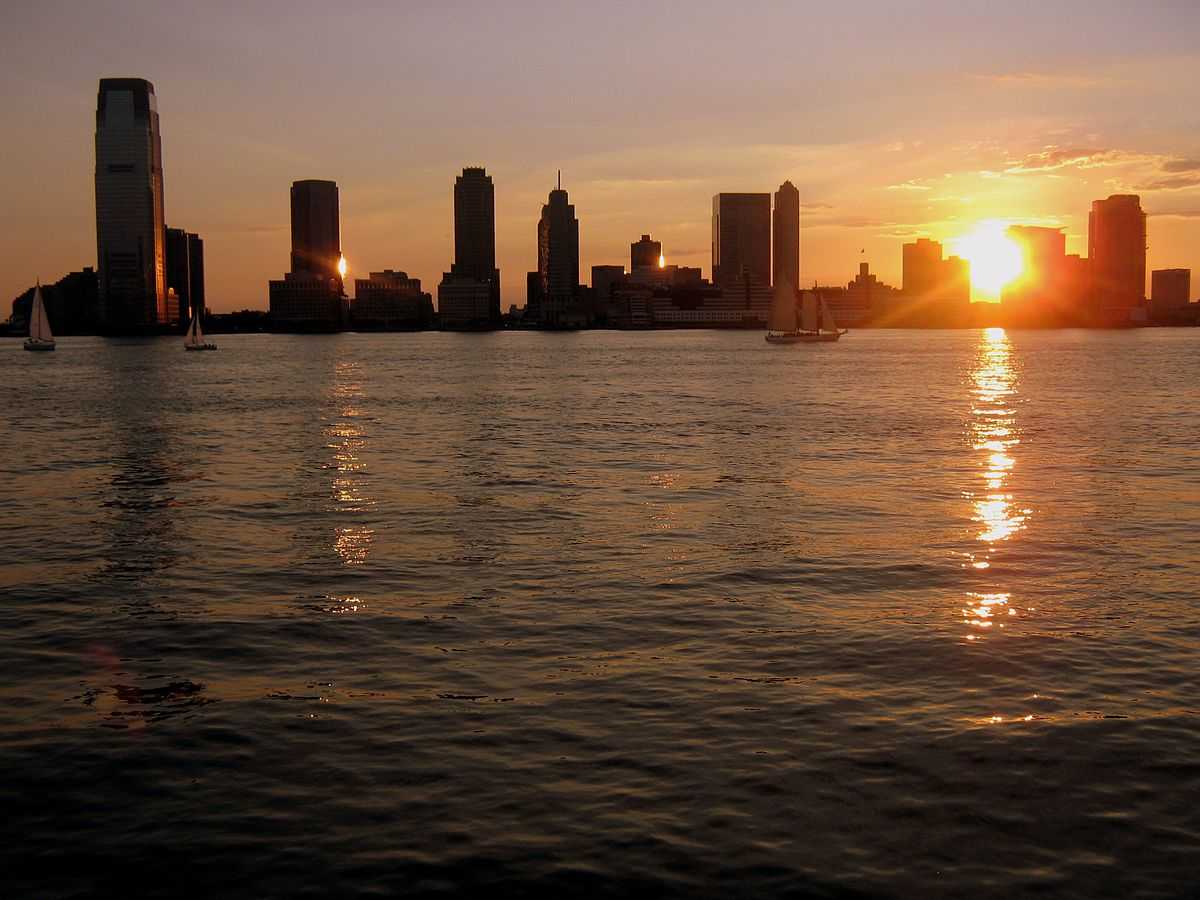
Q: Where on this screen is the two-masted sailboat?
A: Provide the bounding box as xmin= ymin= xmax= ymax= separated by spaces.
xmin=765 ymin=282 xmax=847 ymax=344
xmin=23 ymin=284 xmax=55 ymax=351
xmin=184 ymin=306 xmax=217 ymax=351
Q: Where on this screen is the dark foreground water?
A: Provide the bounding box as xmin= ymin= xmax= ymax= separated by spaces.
xmin=1 ymin=328 xmax=1198 ymax=899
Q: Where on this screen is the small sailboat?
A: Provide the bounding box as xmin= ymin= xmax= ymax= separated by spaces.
xmin=184 ymin=306 xmax=217 ymax=351
xmin=23 ymin=284 xmax=55 ymax=351
xmin=765 ymin=283 xmax=847 ymax=344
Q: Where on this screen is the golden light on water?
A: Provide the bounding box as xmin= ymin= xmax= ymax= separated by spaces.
xmin=952 ymin=222 xmax=1023 ymax=299
xmin=963 ymin=328 xmax=1030 ymax=639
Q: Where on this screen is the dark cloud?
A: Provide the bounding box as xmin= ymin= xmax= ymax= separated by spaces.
xmin=1162 ymin=158 xmax=1200 ymax=173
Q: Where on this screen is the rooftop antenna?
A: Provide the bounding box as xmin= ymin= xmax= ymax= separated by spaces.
xmin=557 ymin=169 xmax=561 ymax=190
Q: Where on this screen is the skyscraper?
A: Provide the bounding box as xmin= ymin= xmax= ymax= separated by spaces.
xmin=451 ymin=167 xmax=500 ymax=322
xmin=773 ymin=181 xmax=800 ymax=290
xmin=712 ymin=193 xmax=771 ymax=288
xmin=538 ymin=173 xmax=580 ymax=326
xmin=270 ymin=180 xmax=345 ymax=331
xmin=290 ymin=180 xmax=342 ymax=286
xmin=631 ymin=234 xmax=662 ymax=271
xmin=165 ymin=228 xmax=205 ymax=327
xmin=94 ymin=77 xmax=167 ymax=330
xmin=1089 ymin=194 xmax=1146 ymax=308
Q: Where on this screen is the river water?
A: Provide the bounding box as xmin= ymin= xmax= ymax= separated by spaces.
xmin=1 ymin=329 xmax=1198 ymax=898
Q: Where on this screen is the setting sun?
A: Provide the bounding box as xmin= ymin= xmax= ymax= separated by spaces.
xmin=337 ymin=255 xmax=348 ymax=278
xmin=952 ymin=222 xmax=1023 ymax=300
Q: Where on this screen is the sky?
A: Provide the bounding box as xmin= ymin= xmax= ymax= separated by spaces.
xmin=2 ymin=0 xmax=1199 ymax=311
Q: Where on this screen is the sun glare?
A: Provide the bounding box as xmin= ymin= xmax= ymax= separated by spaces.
xmin=658 ymin=253 xmax=666 ymax=269
xmin=952 ymin=222 xmax=1023 ymax=300
xmin=337 ymin=255 xmax=348 ymax=278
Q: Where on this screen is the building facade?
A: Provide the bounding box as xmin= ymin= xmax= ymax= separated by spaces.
xmin=290 ymin=180 xmax=343 ymax=288
xmin=1151 ymin=269 xmax=1191 ymax=311
xmin=712 ymin=193 xmax=771 ymax=288
xmin=1089 ymin=194 xmax=1146 ymax=309
xmin=897 ymin=238 xmax=970 ymax=325
xmin=353 ymin=270 xmax=433 ymax=329
xmin=270 ymin=179 xmax=344 ymax=330
xmin=538 ymin=176 xmax=581 ymax=326
xmin=95 ymin=77 xmax=167 ymax=330
xmin=452 ymin=167 xmax=500 ymax=322
xmin=773 ymin=181 xmax=800 ymax=290
xmin=438 ymin=276 xmax=493 ymax=329
xmin=631 ymin=234 xmax=661 ymax=272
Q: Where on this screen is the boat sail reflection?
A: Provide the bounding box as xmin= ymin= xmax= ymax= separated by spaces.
xmin=963 ymin=328 xmax=1029 ymax=637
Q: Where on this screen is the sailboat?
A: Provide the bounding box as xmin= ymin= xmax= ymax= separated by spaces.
xmin=23 ymin=284 xmax=55 ymax=351
xmin=765 ymin=283 xmax=847 ymax=344
xmin=184 ymin=305 xmax=217 ymax=351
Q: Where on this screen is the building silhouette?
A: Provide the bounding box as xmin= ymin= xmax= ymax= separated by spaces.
xmin=165 ymin=228 xmax=205 ymax=328
xmin=712 ymin=193 xmax=771 ymax=288
xmin=95 ymin=77 xmax=167 ymax=330
xmin=773 ymin=181 xmax=800 ymax=290
xmin=1151 ymin=269 xmax=1190 ymax=311
xmin=1001 ymin=226 xmax=1088 ymax=326
xmin=897 ymin=238 xmax=970 ymax=325
xmin=290 ymin=180 xmax=343 ymax=287
xmin=449 ymin=167 xmax=500 ymax=322
xmin=439 ymin=167 xmax=500 ymax=329
xmin=631 ymin=234 xmax=661 ymax=272
xmin=9 ymin=269 xmax=101 ymax=336
xmin=353 ymin=270 xmax=433 ymax=329
xmin=1089 ymin=194 xmax=1146 ymax=309
xmin=537 ymin=173 xmax=581 ymax=326
xmin=269 ymin=179 xmax=345 ymax=331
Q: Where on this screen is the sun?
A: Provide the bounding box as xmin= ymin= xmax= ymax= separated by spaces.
xmin=337 ymin=255 xmax=348 ymax=278
xmin=951 ymin=221 xmax=1023 ymax=300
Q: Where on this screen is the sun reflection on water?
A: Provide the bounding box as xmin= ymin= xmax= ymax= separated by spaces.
xmin=963 ymin=328 xmax=1028 ymax=638
xmin=328 ymin=360 xmax=375 ymax=566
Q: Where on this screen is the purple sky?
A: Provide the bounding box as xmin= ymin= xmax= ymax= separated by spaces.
xmin=3 ymin=0 xmax=1199 ymax=309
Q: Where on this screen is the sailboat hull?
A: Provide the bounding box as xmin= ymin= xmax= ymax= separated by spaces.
xmin=23 ymin=339 xmax=55 ymax=351
xmin=765 ymin=331 xmax=846 ymax=344
xmin=184 ymin=343 xmax=218 ymax=351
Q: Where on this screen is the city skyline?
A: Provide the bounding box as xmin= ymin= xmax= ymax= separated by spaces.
xmin=3 ymin=2 xmax=1199 ymax=312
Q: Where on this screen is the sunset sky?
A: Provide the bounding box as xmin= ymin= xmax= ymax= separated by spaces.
xmin=3 ymin=0 xmax=1199 ymax=311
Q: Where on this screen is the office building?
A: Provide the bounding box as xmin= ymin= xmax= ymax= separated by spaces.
xmin=631 ymin=234 xmax=662 ymax=272
xmin=592 ymin=265 xmax=627 ymax=302
xmin=538 ymin=173 xmax=581 ymax=326
xmin=712 ymin=193 xmax=771 ymax=288
xmin=1089 ymin=194 xmax=1146 ymax=308
xmin=1001 ymin=226 xmax=1088 ymax=325
xmin=438 ymin=276 xmax=493 ymax=329
xmin=897 ymin=238 xmax=970 ymax=324
xmin=290 ymin=180 xmax=343 ymax=288
xmin=165 ymin=228 xmax=205 ymax=327
xmin=94 ymin=77 xmax=167 ymax=330
xmin=773 ymin=181 xmax=800 ymax=290
xmin=269 ymin=179 xmax=345 ymax=330
xmin=353 ymin=270 xmax=433 ymax=329
xmin=1151 ymin=269 xmax=1191 ymax=310
xmin=450 ymin=167 xmax=500 ymax=322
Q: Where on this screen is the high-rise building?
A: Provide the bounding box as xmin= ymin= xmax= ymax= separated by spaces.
xmin=538 ymin=173 xmax=580 ymax=326
xmin=270 ymin=179 xmax=345 ymax=331
xmin=773 ymin=181 xmax=800 ymax=290
xmin=712 ymin=193 xmax=771 ymax=288
xmin=450 ymin=167 xmax=500 ymax=322
xmin=631 ymin=234 xmax=661 ymax=272
xmin=899 ymin=238 xmax=970 ymax=325
xmin=165 ymin=228 xmax=206 ymax=327
xmin=290 ymin=180 xmax=343 ymax=287
xmin=95 ymin=77 xmax=167 ymax=330
xmin=1001 ymin=226 xmax=1088 ymax=325
xmin=1151 ymin=269 xmax=1191 ymax=310
xmin=1089 ymin=194 xmax=1146 ymax=308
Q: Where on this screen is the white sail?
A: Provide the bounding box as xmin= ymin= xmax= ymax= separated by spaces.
xmin=30 ymin=286 xmax=52 ymax=342
xmin=768 ymin=281 xmax=796 ymax=332
xmin=819 ymin=297 xmax=840 ymax=333
xmin=186 ymin=308 xmax=204 ymax=345
xmin=800 ymin=292 xmax=819 ymax=333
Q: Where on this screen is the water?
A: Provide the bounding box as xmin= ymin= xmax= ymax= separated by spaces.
xmin=1 ymin=329 xmax=1198 ymax=898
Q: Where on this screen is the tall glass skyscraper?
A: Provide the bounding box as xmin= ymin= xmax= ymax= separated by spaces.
xmin=1089 ymin=194 xmax=1146 ymax=308
xmin=290 ymin=180 xmax=342 ymax=286
xmin=94 ymin=78 xmax=167 ymax=329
